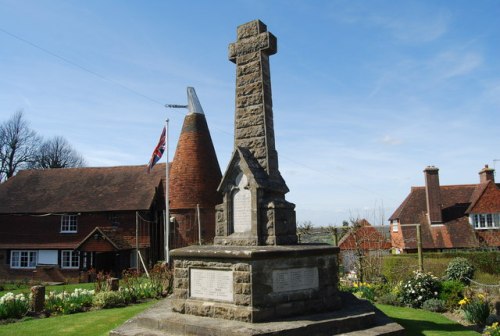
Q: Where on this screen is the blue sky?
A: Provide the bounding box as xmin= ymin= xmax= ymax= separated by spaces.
xmin=1 ymin=1 xmax=499 ymax=226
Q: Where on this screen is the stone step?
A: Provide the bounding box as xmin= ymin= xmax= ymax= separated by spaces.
xmin=110 ymin=295 xmax=404 ymax=336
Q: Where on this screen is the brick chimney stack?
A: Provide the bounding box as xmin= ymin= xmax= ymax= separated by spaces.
xmin=424 ymin=166 xmax=443 ymax=224
xmin=479 ymin=164 xmax=495 ymax=183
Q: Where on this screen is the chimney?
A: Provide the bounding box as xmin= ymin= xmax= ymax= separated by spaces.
xmin=479 ymin=164 xmax=495 ymax=183
xmin=424 ymin=166 xmax=442 ymax=224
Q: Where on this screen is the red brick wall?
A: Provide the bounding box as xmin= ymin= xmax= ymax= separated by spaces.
xmin=0 ymin=211 xmax=139 ymax=248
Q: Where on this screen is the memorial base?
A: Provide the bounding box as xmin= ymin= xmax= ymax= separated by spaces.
xmin=170 ymin=245 xmax=341 ymax=323
xmin=110 ymin=292 xmax=405 ymax=336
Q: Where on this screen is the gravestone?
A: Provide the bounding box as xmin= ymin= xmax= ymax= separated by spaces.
xmin=170 ymin=19 xmax=341 ymax=323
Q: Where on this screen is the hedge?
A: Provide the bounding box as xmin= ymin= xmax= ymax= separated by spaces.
xmin=381 ymin=251 xmax=499 ymax=283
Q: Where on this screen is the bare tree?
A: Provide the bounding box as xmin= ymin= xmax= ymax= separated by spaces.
xmin=0 ymin=111 xmax=40 ymax=181
xmin=31 ymin=136 xmax=85 ymax=169
xmin=297 ymin=220 xmax=313 ymax=243
xmin=340 ymin=218 xmax=391 ymax=282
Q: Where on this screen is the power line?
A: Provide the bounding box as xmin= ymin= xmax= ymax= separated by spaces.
xmin=0 ymin=27 xmax=168 ymax=108
xmin=1 ymin=26 xmax=384 ymax=200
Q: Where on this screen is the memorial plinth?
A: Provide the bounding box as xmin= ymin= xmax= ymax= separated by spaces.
xmin=171 ymin=245 xmax=341 ymax=323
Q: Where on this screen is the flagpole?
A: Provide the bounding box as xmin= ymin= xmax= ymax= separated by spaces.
xmin=165 ymin=118 xmax=170 ymax=264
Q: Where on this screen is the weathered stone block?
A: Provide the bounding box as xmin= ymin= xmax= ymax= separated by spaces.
xmin=174 ymin=268 xmax=188 ymax=278
xmin=234 ymin=308 xmax=252 ymax=323
xmin=237 ymin=20 xmax=266 ymax=40
xmin=234 ymin=271 xmax=251 ymax=283
xmin=236 ymin=91 xmax=263 ymax=107
xmin=235 ymin=125 xmax=265 ymax=139
xmin=174 ymin=278 xmax=188 ymax=289
xmin=237 ymin=61 xmax=261 ymax=77
xmin=171 ymin=299 xmax=185 ymax=313
xmin=237 ymin=72 xmax=261 ymax=87
xmin=173 ymin=288 xmax=188 ymax=299
xmin=236 ymin=81 xmax=263 ymax=97
xmin=233 ymin=263 xmax=250 ymax=272
xmin=235 ymin=294 xmax=251 ymax=306
xmin=30 ymin=285 xmax=45 ymax=313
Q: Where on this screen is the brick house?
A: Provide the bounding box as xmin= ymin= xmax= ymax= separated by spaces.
xmin=0 ymin=89 xmax=222 ymax=283
xmin=0 ymin=165 xmax=166 ymax=282
xmin=338 ymin=219 xmax=392 ymax=273
xmin=389 ymin=165 xmax=500 ymax=252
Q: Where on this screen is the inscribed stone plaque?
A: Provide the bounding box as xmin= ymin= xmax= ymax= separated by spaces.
xmin=272 ymin=267 xmax=319 ymax=292
xmin=190 ymin=268 xmax=234 ymax=301
xmin=233 ymin=173 xmax=251 ymax=232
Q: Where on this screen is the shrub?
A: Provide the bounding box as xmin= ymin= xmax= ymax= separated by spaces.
xmin=439 ymin=280 xmax=465 ymax=310
xmin=377 ymin=293 xmax=403 ymax=306
xmin=446 ymin=257 xmax=475 ymax=284
xmin=92 ymin=291 xmax=126 ymax=309
xmin=483 ymin=322 xmax=500 ymax=336
xmin=400 ymin=271 xmax=440 ymax=308
xmin=459 ymin=294 xmax=490 ymax=325
xmin=422 ymin=298 xmax=447 ymax=312
xmin=382 ymin=257 xmax=418 ymax=284
xmin=0 ymin=292 xmax=29 ymax=319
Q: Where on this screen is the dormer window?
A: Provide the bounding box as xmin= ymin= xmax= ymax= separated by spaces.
xmin=61 ymin=214 xmax=78 ymax=233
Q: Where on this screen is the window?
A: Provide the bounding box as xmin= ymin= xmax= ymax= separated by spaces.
xmin=61 ymin=215 xmax=78 ymax=233
xmin=391 ymin=220 xmax=399 ymax=232
xmin=61 ymin=250 xmax=79 ymax=269
xmin=10 ymin=251 xmax=37 ymax=268
xmin=471 ymin=213 xmax=500 ymax=229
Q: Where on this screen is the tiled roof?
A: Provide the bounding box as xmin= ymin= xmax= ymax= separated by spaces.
xmin=0 ymin=164 xmax=165 ymax=214
xmin=390 ymin=182 xmax=500 ymax=249
xmin=169 ymin=113 xmax=222 ymax=209
xmin=389 ymin=184 xmax=477 ymax=223
xmin=339 ymin=219 xmax=392 ymax=251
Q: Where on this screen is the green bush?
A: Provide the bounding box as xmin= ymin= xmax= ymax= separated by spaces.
xmin=438 ymin=280 xmax=465 ymax=310
xmin=382 ymin=257 xmax=418 ymax=284
xmin=446 ymin=257 xmax=475 ymax=284
xmin=460 ymin=294 xmax=490 ymax=325
xmin=382 ymin=252 xmax=499 ymax=286
xmin=400 ymin=271 xmax=440 ymax=308
xmin=92 ymin=291 xmax=127 ymax=309
xmin=377 ymin=293 xmax=403 ymax=306
xmin=422 ymin=298 xmax=447 ymax=312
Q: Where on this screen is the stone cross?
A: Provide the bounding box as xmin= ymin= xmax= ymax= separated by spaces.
xmin=215 ymin=20 xmax=296 ymax=246
xmin=228 ymin=20 xmax=280 ymax=180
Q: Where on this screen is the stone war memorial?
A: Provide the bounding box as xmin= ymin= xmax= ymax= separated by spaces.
xmin=112 ymin=20 xmax=404 ymax=336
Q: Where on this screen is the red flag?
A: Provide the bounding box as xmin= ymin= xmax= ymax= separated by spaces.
xmin=147 ymin=126 xmax=166 ymax=173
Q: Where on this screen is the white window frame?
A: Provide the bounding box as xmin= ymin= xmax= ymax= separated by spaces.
xmin=61 ymin=250 xmax=80 ymax=269
xmin=391 ymin=220 xmax=399 ymax=232
xmin=61 ymin=215 xmax=78 ymax=233
xmin=471 ymin=213 xmax=500 ymax=229
xmin=10 ymin=250 xmax=37 ymax=269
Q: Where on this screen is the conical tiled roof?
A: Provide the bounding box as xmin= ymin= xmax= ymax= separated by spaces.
xmin=169 ymin=100 xmax=222 ymax=210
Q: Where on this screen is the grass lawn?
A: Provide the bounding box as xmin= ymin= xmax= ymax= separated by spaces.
xmin=0 ymin=282 xmax=95 ymax=297
xmin=376 ymin=304 xmax=481 ymax=336
xmin=0 ymin=300 xmax=156 ymax=336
